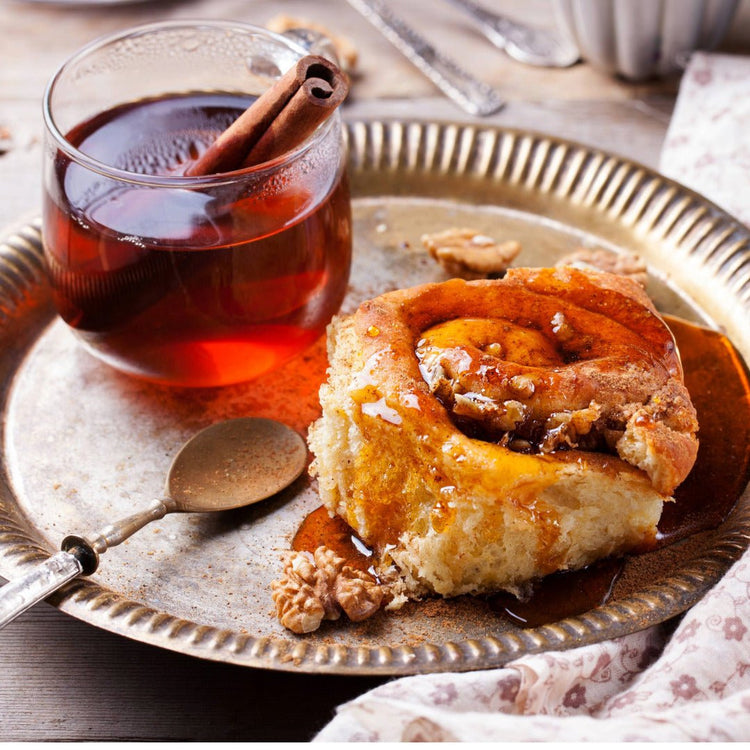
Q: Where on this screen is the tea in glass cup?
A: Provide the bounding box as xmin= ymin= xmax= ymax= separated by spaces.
xmin=42 ymin=21 xmax=352 ymax=387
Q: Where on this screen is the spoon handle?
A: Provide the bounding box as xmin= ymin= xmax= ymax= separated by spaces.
xmin=0 ymin=550 xmax=83 ymax=629
xmin=0 ymin=499 xmax=173 ymax=630
xmin=80 ymin=498 xmax=173 ymax=557
xmin=346 ymin=0 xmax=504 ymax=116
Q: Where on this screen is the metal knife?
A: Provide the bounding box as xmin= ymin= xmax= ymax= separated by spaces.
xmin=346 ymin=0 xmax=504 ymax=117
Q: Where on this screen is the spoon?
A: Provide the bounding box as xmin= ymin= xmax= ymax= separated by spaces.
xmin=0 ymin=417 xmax=307 ymax=629
xmin=445 ymin=0 xmax=580 ymax=68
xmin=346 ymin=0 xmax=504 ymax=117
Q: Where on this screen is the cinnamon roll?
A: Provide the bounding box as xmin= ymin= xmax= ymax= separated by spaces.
xmin=308 ymin=267 xmax=699 ymax=598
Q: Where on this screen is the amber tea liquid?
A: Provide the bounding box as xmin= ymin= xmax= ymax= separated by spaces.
xmin=43 ymin=93 xmax=352 ymax=387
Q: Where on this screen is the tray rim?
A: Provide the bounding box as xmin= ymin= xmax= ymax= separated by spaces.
xmin=0 ymin=118 xmax=748 ymax=676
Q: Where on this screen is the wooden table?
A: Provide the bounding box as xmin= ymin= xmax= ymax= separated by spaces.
xmin=2 ymin=0 xmax=749 ymax=740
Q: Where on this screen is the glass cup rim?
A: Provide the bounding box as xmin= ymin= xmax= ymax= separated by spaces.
xmin=42 ymin=18 xmax=339 ymax=189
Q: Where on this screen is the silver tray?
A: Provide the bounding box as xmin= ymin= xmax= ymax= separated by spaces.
xmin=0 ymin=120 xmax=748 ymax=675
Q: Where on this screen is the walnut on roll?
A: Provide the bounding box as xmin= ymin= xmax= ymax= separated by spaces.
xmin=307 ymin=267 xmax=699 ymax=601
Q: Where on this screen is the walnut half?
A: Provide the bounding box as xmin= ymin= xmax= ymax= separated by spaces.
xmin=271 ymin=547 xmax=384 ymax=634
xmin=421 ymin=228 xmax=521 ymax=280
xmin=556 ymin=248 xmax=648 ymax=288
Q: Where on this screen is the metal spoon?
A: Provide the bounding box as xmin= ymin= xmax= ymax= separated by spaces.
xmin=346 ymin=0 xmax=504 ymax=116
xmin=445 ymin=0 xmax=580 ymax=68
xmin=0 ymin=417 xmax=307 ymax=629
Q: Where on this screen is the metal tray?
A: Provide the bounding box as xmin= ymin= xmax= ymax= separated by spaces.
xmin=0 ymin=120 xmax=748 ymax=675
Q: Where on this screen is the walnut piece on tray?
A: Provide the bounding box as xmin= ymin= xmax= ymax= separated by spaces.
xmin=421 ymin=228 xmax=521 ymax=280
xmin=556 ymin=248 xmax=648 ymax=287
xmin=266 ymin=15 xmax=358 ymax=73
xmin=272 ymin=546 xmax=383 ymax=633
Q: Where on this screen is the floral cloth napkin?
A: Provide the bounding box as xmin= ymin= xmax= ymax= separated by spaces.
xmin=314 ymin=52 xmax=750 ymax=742
xmin=660 ymin=52 xmax=750 ymax=227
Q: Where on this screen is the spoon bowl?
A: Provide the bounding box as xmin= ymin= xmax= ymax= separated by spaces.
xmin=167 ymin=417 xmax=308 ymax=512
xmin=446 ymin=0 xmax=580 ymax=68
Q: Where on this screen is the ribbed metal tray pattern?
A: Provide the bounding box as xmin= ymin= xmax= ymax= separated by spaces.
xmin=0 ymin=120 xmax=747 ymax=675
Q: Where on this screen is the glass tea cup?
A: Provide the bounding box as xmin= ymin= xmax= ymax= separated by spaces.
xmin=42 ymin=21 xmax=352 ymax=388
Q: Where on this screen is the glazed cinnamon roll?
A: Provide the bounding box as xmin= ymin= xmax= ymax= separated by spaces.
xmin=308 ymin=267 xmax=698 ymax=598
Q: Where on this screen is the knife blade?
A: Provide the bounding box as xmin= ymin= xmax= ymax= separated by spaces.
xmin=346 ymin=0 xmax=504 ymax=117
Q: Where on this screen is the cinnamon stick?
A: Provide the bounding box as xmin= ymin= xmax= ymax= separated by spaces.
xmin=186 ymin=54 xmax=348 ymax=176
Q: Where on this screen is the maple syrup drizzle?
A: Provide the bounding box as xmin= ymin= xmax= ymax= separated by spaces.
xmin=658 ymin=315 xmax=750 ymax=543
xmin=294 ymin=315 xmax=750 ymax=627
xmin=292 ymin=505 xmax=376 ymax=576
xmin=488 ymin=558 xmax=625 ymax=628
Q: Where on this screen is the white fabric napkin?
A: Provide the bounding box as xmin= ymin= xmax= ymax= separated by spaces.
xmin=314 ymin=52 xmax=750 ymax=742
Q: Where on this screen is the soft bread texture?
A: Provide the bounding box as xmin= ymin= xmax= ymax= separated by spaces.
xmin=308 ymin=268 xmax=699 ymax=598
